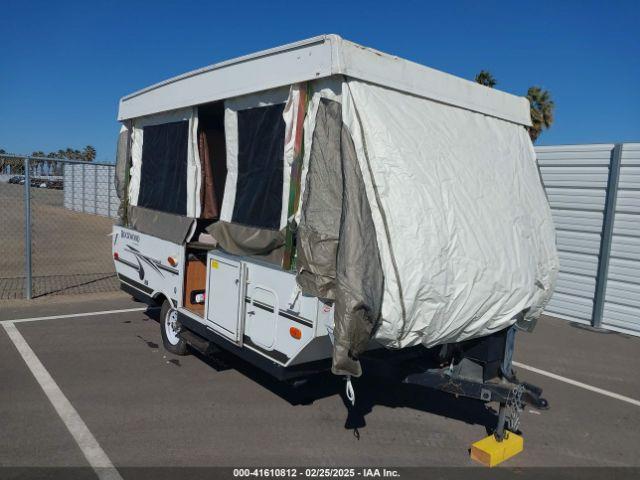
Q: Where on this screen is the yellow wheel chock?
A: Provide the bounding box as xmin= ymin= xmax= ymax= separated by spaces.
xmin=470 ymin=431 xmax=524 ymax=467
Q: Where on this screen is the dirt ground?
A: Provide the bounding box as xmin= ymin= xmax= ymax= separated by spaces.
xmin=0 ymin=183 xmax=117 ymax=299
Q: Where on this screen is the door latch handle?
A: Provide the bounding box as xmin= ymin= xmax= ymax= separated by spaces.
xmin=247 ymin=310 xmax=255 ymax=316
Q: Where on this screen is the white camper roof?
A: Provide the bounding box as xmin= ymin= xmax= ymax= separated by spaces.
xmin=118 ymin=34 xmax=531 ymax=126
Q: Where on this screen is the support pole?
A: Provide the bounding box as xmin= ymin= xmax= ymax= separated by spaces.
xmin=82 ymin=162 xmax=86 ymax=213
xmin=23 ymin=157 xmax=32 ymax=300
xmin=494 ymin=402 xmax=507 ymax=441
xmin=94 ymin=163 xmax=97 ymax=214
xmin=592 ymin=143 xmax=623 ymax=329
xmin=107 ymin=165 xmax=111 ymax=218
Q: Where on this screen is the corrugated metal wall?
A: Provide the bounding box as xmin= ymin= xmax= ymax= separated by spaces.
xmin=536 ymin=144 xmax=612 ymax=325
xmin=63 ymin=163 xmax=119 ymax=219
xmin=536 ymin=143 xmax=640 ymax=335
xmin=602 ymin=143 xmax=640 ymax=333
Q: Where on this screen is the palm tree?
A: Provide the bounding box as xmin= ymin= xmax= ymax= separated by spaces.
xmin=475 ymin=70 xmax=497 ymax=88
xmin=526 ymin=86 xmax=554 ymax=143
xmin=83 ymin=145 xmax=96 ymax=162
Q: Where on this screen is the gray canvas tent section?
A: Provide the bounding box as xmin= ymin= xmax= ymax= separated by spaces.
xmin=114 ymin=124 xmax=129 ymax=224
xmin=296 ymin=98 xmax=384 ymax=376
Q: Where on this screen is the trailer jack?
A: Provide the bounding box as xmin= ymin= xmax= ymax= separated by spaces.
xmin=402 ymin=325 xmax=547 ymax=467
xmin=403 ymin=364 xmax=541 ymax=466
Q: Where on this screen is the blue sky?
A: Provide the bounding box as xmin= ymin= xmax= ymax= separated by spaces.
xmin=1 ymin=0 xmax=638 ymax=162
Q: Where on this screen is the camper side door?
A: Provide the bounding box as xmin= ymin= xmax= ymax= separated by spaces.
xmin=204 ymin=253 xmax=246 ymax=345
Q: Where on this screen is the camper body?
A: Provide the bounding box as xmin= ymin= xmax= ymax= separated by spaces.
xmin=114 ymin=226 xmax=337 ymax=375
xmin=112 ymin=35 xmax=557 ymax=438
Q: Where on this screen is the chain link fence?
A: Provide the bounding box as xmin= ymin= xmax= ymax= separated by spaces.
xmin=0 ymin=154 xmax=119 ymax=300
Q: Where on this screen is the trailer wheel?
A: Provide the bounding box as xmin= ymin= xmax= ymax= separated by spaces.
xmin=160 ymin=300 xmax=188 ymax=355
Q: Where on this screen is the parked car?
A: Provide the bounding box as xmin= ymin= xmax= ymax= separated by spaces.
xmin=29 ymin=178 xmax=48 ymax=188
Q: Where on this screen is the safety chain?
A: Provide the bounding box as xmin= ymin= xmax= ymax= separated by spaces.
xmin=505 ymin=383 xmax=525 ymax=433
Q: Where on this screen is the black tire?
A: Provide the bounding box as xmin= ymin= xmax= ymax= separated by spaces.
xmin=160 ymin=299 xmax=188 ymax=355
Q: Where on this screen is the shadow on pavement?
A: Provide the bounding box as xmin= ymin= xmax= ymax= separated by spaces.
xmin=141 ymin=304 xmax=497 ymax=437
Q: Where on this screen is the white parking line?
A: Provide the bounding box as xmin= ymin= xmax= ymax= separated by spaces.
xmin=1 ymin=306 xmax=156 ymax=325
xmin=3 ymin=321 xmax=123 ymax=480
xmin=513 ymin=360 xmax=640 ymax=408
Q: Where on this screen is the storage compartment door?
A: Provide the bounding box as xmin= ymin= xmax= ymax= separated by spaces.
xmin=205 ymin=255 xmax=245 ymax=344
xmin=246 ymin=285 xmax=278 ymax=349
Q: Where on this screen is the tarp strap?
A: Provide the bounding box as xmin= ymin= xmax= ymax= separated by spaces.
xmin=345 ymin=375 xmax=355 ymax=406
xmin=287 ymin=285 xmax=301 ymax=312
xmin=344 ymin=375 xmax=360 ymax=440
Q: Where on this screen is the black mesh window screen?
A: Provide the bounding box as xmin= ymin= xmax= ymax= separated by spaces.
xmin=232 ymin=104 xmax=286 ymax=230
xmin=137 ymin=121 xmax=189 ymax=215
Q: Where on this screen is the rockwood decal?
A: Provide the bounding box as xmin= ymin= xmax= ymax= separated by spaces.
xmin=121 ymin=230 xmax=140 ymax=243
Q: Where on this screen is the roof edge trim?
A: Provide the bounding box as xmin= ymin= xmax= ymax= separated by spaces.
xmin=118 ymin=34 xmax=531 ymax=127
xmin=121 ymin=35 xmax=333 ymax=103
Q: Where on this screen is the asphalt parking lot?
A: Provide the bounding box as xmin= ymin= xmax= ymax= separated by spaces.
xmin=1 ymin=292 xmax=639 ymax=478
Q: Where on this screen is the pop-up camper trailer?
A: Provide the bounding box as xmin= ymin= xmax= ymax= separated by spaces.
xmin=112 ymin=35 xmax=558 ymax=450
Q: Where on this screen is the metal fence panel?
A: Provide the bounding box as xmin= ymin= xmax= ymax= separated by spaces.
xmin=602 ymin=143 xmax=640 ymax=333
xmin=0 ymin=160 xmax=26 ymax=299
xmin=0 ymin=155 xmax=119 ymax=300
xmin=536 ymin=144 xmax=614 ymax=324
xmin=64 ymin=163 xmax=118 ymax=218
